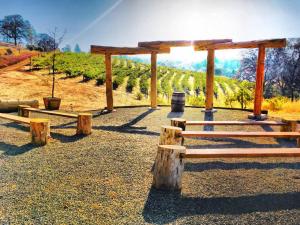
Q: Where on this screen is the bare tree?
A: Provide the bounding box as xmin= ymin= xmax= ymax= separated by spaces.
xmin=48 ymin=28 xmax=66 ymax=98
xmin=281 ymin=39 xmax=300 ymax=101
xmin=237 ymin=47 xmax=286 ymax=98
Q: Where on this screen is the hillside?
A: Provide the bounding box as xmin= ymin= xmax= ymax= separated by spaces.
xmin=28 ymin=52 xmax=251 ymax=109
xmin=0 ymin=43 xmax=38 ymax=69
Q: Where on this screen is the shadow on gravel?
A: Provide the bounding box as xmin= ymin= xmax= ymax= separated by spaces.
xmin=143 ymin=187 xmax=300 ymax=224
xmin=167 ymin=111 xmax=183 ymax=118
xmin=203 ymin=112 xmax=214 ymax=131
xmin=50 ymin=132 xmax=86 ymax=143
xmin=93 ymin=109 xmax=160 ymax=136
xmin=185 ymin=161 xmax=300 ymax=172
xmin=1 ymin=122 xmax=29 ymax=132
xmin=0 ymin=142 xmax=39 ymax=156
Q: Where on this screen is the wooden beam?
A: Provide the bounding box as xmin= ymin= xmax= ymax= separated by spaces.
xmin=253 ymin=45 xmax=266 ymax=116
xmin=138 ymin=39 xmax=232 ymax=49
xmin=205 ymin=49 xmax=215 ymax=110
xmin=150 ymin=52 xmax=157 ymax=108
xmin=105 ymin=53 xmax=113 ymax=111
xmin=184 ymin=148 xmax=300 ymax=158
xmin=181 ymin=131 xmax=300 ymax=138
xmin=91 ymin=45 xmax=169 ymax=55
xmin=194 ymin=39 xmax=286 ymax=50
xmin=186 ymin=120 xmax=286 ymax=126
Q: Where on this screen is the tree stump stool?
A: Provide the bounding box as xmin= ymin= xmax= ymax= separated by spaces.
xmin=152 ymin=145 xmax=186 ymax=191
xmin=77 ymin=113 xmax=92 ymax=135
xmin=30 ymin=118 xmax=50 ymax=145
xmin=159 ymin=125 xmax=183 ymax=145
xmin=18 ymin=105 xmax=31 ymax=117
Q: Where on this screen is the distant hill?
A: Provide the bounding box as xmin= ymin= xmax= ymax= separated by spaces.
xmin=119 ymin=56 xmax=240 ymax=77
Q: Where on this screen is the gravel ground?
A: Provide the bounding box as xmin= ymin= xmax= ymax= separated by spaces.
xmin=0 ymin=107 xmax=299 ymax=225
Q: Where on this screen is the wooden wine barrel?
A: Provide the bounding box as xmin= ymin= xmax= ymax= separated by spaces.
xmin=0 ymin=100 xmax=39 ymax=112
xmin=171 ymin=92 xmax=185 ymax=112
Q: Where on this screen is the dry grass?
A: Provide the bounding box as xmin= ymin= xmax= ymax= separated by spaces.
xmin=0 ymin=107 xmax=300 ymax=224
xmin=0 ymin=68 xmax=149 ymax=111
xmin=263 ymin=98 xmax=300 ymax=118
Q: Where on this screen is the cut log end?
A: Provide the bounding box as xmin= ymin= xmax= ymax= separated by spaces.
xmin=18 ymin=105 xmax=31 ymax=117
xmin=30 ymin=118 xmax=50 ymax=145
xmin=152 ymin=145 xmax=186 ymax=191
xmin=159 ymin=125 xmax=183 ymax=145
xmin=77 ymin=113 xmax=92 ymax=135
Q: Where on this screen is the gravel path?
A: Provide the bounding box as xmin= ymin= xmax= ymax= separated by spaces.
xmin=0 ymin=107 xmax=299 ymax=224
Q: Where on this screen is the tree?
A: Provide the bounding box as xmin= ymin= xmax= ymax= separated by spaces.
xmin=62 ymin=44 xmax=72 ymax=52
xmin=40 ymin=28 xmax=66 ymax=98
xmin=25 ymin=22 xmax=37 ymax=48
xmin=281 ymin=39 xmax=300 ymax=101
xmin=74 ymin=43 xmax=81 ymax=53
xmin=36 ymin=33 xmax=56 ymax=52
xmin=0 ymin=15 xmax=30 ymax=45
xmin=234 ymin=81 xmax=254 ymax=109
xmin=236 ymin=48 xmax=285 ymax=98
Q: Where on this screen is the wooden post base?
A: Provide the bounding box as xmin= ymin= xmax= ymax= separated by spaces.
xmin=152 ymin=145 xmax=186 ymax=191
xmin=201 ymin=109 xmax=217 ymax=113
xmin=159 ymin=126 xmax=183 ymax=145
xmin=77 ymin=113 xmax=92 ymax=135
xmin=248 ymin=113 xmax=268 ymax=121
xmin=30 ymin=118 xmax=50 ymax=145
xmin=18 ymin=105 xmax=31 ymax=117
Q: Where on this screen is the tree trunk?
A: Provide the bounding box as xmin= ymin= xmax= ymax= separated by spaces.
xmin=52 ymin=53 xmax=55 ymax=98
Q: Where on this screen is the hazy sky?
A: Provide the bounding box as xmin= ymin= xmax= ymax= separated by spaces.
xmin=1 ymin=0 xmax=300 ymax=59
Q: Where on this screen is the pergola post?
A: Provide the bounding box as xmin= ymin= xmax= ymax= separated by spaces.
xmin=150 ymin=52 xmax=157 ymax=108
xmin=203 ymin=49 xmax=216 ymax=112
xmin=105 ymin=53 xmax=114 ymax=111
xmin=249 ymin=45 xmax=267 ymax=120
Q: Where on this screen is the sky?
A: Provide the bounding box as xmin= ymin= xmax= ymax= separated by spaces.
xmin=1 ymin=0 xmax=300 ymax=61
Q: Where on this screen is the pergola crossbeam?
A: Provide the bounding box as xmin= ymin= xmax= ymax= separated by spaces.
xmin=194 ymin=39 xmax=286 ymax=50
xmin=91 ymin=45 xmax=169 ymax=55
xmin=138 ymin=39 xmax=232 ymax=50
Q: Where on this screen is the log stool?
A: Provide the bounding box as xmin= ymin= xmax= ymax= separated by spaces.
xmin=77 ymin=113 xmax=92 ymax=135
xmin=30 ymin=118 xmax=50 ymax=145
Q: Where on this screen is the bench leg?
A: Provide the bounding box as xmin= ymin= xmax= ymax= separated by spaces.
xmin=171 ymin=118 xmax=186 ymax=145
xmin=76 ymin=113 xmax=92 ymax=135
xmin=18 ymin=105 xmax=31 ymax=117
xmin=30 ymin=118 xmax=50 ymax=145
xmin=152 ymin=145 xmax=186 ymax=191
xmin=160 ymin=126 xmax=183 ymax=145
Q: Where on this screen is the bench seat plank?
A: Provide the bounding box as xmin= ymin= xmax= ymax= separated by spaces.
xmin=182 ymin=131 xmax=300 ymax=138
xmin=186 ymin=121 xmax=286 ymax=126
xmin=27 ymin=108 xmax=78 ymax=118
xmin=185 ymin=148 xmax=300 ymax=158
xmin=0 ymin=113 xmax=30 ymax=124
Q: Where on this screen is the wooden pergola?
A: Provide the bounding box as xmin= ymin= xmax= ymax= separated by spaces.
xmin=91 ymin=38 xmax=286 ymax=119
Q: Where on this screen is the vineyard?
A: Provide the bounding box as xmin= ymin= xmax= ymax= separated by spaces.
xmin=32 ymin=52 xmax=254 ymax=108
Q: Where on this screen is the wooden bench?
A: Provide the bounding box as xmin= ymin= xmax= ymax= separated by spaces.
xmin=153 ymin=125 xmax=300 ymax=191
xmin=160 ymin=126 xmax=300 ymax=147
xmin=0 ymin=113 xmax=50 ymax=145
xmin=19 ymin=105 xmax=92 ymax=135
xmin=152 ymin=145 xmax=300 ymax=191
xmin=170 ymin=118 xmax=286 ymax=131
